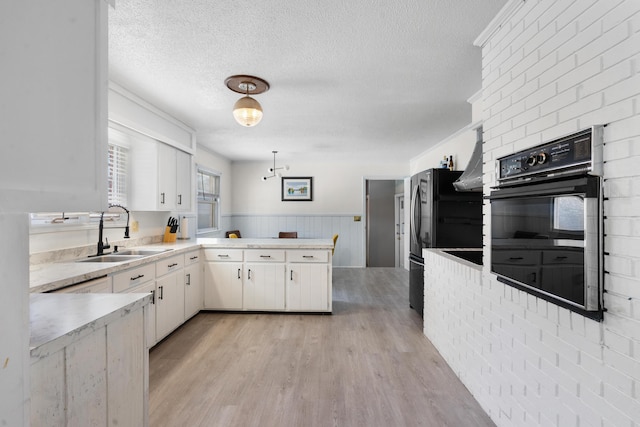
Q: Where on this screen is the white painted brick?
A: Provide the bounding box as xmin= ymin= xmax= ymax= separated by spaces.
xmin=605 ymin=73 xmax=640 ymax=105
xmin=578 ymin=0 xmax=624 ymax=32
xmin=575 ymin=21 xmax=630 ymax=66
xmin=524 ymin=81 xmax=557 ymax=109
xmin=604 ymin=0 xmax=640 ymax=32
xmin=603 ymin=115 xmax=640 ymax=141
xmin=602 ymin=381 xmax=640 ymax=422
xmin=540 ymin=87 xmax=578 ymax=116
xmin=604 ymin=292 xmax=633 ymax=318
xmin=526 ymin=111 xmax=558 ymax=134
xmin=602 ymin=31 xmax=640 ymax=69
xmin=580 ymin=60 xmax=632 ymax=99
xmin=604 ymin=196 xmax=640 ymax=217
xmin=510 ymin=106 xmax=539 ymax=130
xmin=540 ymin=120 xmax=581 ymax=143
xmin=539 ymin=19 xmax=579 ymax=59
xmin=604 ymin=314 xmax=640 ymax=342
xmin=604 ymin=254 xmax=635 ymax=276
xmin=523 ymin=20 xmax=557 ymax=58
xmin=500 ymin=99 xmax=526 ymax=121
xmin=604 ymin=139 xmax=640 ymax=163
xmin=558 ymin=91 xmax=603 ymax=122
xmin=511 ymin=78 xmax=540 ymax=105
xmin=525 ymin=49 xmax=558 ymax=82
xmin=578 ymin=98 xmax=635 ymax=132
xmin=559 ymin=325 xmax=603 ymax=361
xmin=536 ymin=0 xmax=572 ymax=35
xmin=605 ymin=274 xmax=640 ymax=300
xmin=557 ymin=56 xmax=603 ymax=92
xmin=539 ymin=53 xmax=577 ymax=88
xmin=490 ymin=95 xmax=513 ymax=118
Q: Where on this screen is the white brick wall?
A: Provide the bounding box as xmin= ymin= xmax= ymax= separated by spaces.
xmin=424 ymin=1 xmax=640 ymax=426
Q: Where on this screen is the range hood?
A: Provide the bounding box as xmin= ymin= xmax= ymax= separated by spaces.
xmin=453 ymin=126 xmax=483 ymax=192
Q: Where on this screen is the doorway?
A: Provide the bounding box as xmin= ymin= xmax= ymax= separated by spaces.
xmin=365 ymin=179 xmax=405 ymax=267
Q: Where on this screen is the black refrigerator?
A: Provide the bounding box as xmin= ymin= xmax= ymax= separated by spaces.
xmin=409 ymin=169 xmax=482 ymax=317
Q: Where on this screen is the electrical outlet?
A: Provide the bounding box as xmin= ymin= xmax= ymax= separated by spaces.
xmin=131 ymin=220 xmax=139 ymax=232
xmin=354 ymin=216 xmax=361 ymax=222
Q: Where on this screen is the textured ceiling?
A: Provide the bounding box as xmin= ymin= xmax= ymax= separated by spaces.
xmin=108 ymin=0 xmax=507 ymax=163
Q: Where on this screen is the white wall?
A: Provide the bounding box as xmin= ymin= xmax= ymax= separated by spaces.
xmin=410 ymin=124 xmax=479 ymax=176
xmin=424 ymin=1 xmax=640 ymax=426
xmin=229 ymin=159 xmax=408 ymax=266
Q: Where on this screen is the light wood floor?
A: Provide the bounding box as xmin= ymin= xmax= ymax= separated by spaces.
xmin=149 ymin=268 xmax=495 ymax=427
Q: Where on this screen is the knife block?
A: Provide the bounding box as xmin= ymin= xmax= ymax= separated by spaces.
xmin=163 ymin=226 xmax=177 ymax=243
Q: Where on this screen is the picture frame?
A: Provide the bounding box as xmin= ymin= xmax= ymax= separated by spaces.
xmin=281 ymin=177 xmax=313 ymax=201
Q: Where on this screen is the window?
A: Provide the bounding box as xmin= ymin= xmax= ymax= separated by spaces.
xmin=197 ymin=166 xmax=220 ymax=232
xmin=108 ymin=142 xmax=128 ymax=206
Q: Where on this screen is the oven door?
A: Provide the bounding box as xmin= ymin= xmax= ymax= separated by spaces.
xmin=490 ymin=176 xmax=601 ymax=312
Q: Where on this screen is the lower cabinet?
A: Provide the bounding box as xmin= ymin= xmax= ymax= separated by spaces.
xmin=203 ymin=248 xmax=332 ymax=312
xmin=184 ymin=250 xmax=203 ymax=320
xmin=244 ymin=263 xmax=285 ymax=310
xmin=155 ymin=255 xmax=184 ymax=341
xmin=287 ymin=264 xmax=329 ymax=311
xmin=125 ymin=281 xmax=157 ymax=349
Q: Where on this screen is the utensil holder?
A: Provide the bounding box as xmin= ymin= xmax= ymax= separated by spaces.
xmin=163 ymin=226 xmax=177 ymax=243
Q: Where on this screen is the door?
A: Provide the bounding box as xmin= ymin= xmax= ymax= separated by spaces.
xmin=204 ymin=262 xmax=243 ymax=309
xmin=244 ymin=264 xmax=285 ymax=310
xmin=395 ymin=194 xmax=405 ymax=267
xmin=366 ymin=180 xmax=396 ymax=267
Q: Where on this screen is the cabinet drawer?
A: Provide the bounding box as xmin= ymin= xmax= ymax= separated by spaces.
xmin=113 ymin=263 xmax=156 ymax=293
xmin=204 ymin=248 xmax=243 ymax=262
xmin=184 ymin=251 xmax=201 ymax=266
xmin=245 ymin=249 xmax=285 ymax=263
xmin=287 ymin=250 xmax=329 ymax=263
xmin=156 ymin=254 xmax=184 ymax=277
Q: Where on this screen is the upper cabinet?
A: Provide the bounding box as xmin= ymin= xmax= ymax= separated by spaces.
xmin=0 ymin=0 xmax=108 ymax=212
xmin=108 ymin=83 xmax=196 ymax=212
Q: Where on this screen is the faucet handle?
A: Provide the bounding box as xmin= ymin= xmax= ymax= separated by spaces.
xmin=104 ymin=237 xmax=111 ymax=249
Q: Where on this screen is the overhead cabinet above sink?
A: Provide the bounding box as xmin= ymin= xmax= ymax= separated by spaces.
xmin=129 ymin=137 xmax=193 ymax=212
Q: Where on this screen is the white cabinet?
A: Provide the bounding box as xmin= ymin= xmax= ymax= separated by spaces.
xmin=1 ymin=0 xmax=108 ymax=213
xmin=203 ymin=247 xmax=331 ymax=312
xmin=155 ymin=255 xmax=185 ymax=341
xmin=130 ymin=140 xmax=192 ymax=212
xmin=286 ymin=250 xmax=331 ymax=312
xmin=204 ymin=249 xmax=243 ymax=310
xmin=125 ymin=281 xmax=157 ymax=349
xmin=184 ymin=251 xmax=202 ymax=320
xmin=244 ymin=250 xmax=285 ymax=310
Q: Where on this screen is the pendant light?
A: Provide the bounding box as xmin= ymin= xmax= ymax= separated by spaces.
xmin=225 ymin=75 xmax=270 ymax=127
xmin=262 ymin=151 xmax=289 ymax=181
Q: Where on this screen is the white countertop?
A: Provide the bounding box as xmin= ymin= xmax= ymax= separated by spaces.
xmin=30 ymin=238 xmax=334 ymax=293
xmin=30 ymin=292 xmax=152 ymax=359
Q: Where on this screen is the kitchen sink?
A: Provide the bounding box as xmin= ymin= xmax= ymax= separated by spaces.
xmin=111 ymin=249 xmax=173 ymax=256
xmin=77 ymin=255 xmax=144 ymax=263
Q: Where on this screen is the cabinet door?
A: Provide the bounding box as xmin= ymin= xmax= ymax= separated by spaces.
xmin=156 ymin=272 xmax=184 ymax=340
xmin=157 ymin=143 xmax=177 ymax=210
xmin=125 ymin=281 xmax=157 ymax=348
xmin=287 ymin=264 xmax=329 ymax=311
xmin=204 ymin=262 xmax=243 ymax=309
xmin=184 ymin=262 xmax=202 ymax=319
xmin=176 ymin=149 xmax=192 ymax=212
xmin=1 ymin=0 xmax=108 ymax=213
xmin=244 ymin=264 xmax=285 ymax=310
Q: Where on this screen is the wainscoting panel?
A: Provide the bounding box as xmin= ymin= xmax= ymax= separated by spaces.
xmin=228 ymin=214 xmax=364 ymax=267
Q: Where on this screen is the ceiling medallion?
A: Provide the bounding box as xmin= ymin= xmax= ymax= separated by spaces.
xmin=225 ymin=75 xmax=270 ymax=127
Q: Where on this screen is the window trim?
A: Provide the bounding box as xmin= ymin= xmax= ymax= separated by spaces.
xmin=196 ymin=165 xmax=221 ymax=234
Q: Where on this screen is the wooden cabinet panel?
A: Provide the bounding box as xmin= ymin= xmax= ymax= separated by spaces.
xmin=287 ymin=264 xmax=329 ymax=311
xmin=155 ymin=271 xmax=184 ymax=341
xmin=244 ymin=263 xmax=285 ymax=310
xmin=204 ymin=262 xmax=243 ymax=309
xmin=184 ymin=258 xmax=202 ymax=319
xmin=113 ymin=263 xmax=155 ymax=293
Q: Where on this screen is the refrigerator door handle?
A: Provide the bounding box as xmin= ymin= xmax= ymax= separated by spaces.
xmin=410 ymin=184 xmax=421 ymax=249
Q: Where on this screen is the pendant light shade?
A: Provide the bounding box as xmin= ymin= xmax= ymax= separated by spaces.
xmin=233 ymin=95 xmax=263 ymax=127
xmin=225 ymin=75 xmax=270 ymax=127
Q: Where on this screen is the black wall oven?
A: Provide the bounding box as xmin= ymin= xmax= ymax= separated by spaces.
xmin=489 ymin=126 xmax=604 ymax=320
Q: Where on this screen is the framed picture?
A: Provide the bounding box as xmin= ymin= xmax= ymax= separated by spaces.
xmin=281 ymin=177 xmax=313 ymax=201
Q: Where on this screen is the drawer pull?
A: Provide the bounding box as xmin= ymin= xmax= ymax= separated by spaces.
xmin=237 ymin=268 xmax=241 ymax=279
xmin=186 ymin=273 xmax=191 ymax=286
xmin=150 ymin=289 xmax=155 ymax=304
xmin=190 ymin=256 xmax=199 ymax=260
xmin=290 ymin=269 xmax=293 ymax=281
xmin=302 ymin=255 xmax=314 ymax=258
xmin=158 ymin=285 xmax=164 ymax=300
xmin=555 ymin=256 xmax=568 ymax=260
xmin=160 ymin=192 xmax=165 ymax=204
xmin=130 ymin=274 xmax=145 ymax=281
xmin=168 ymin=263 xmax=178 ymax=268
xmin=260 ymin=255 xmax=271 ymax=258
xmin=509 ymin=257 xmax=524 ymax=261
xmin=218 ymin=254 xmax=230 ymax=258
xmin=248 ymin=269 xmax=252 ymax=280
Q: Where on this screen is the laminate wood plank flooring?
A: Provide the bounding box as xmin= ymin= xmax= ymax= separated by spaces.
xmin=149 ymin=268 xmax=494 ymax=427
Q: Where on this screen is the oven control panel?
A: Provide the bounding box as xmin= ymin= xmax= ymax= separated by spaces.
xmin=497 ymin=127 xmax=602 ymax=182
